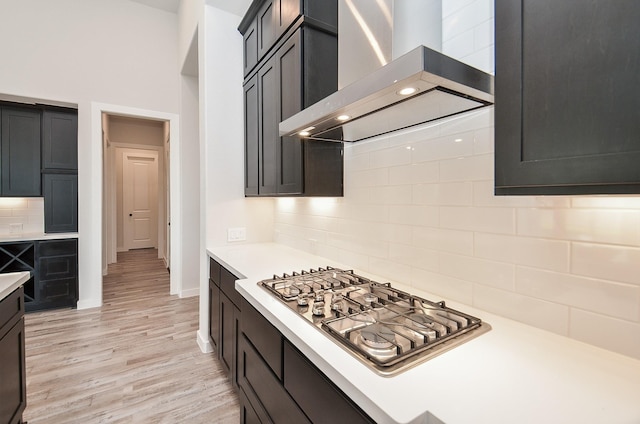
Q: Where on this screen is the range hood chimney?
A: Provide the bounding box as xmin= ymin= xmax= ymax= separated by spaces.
xmin=279 ymin=1 xmax=494 ymax=142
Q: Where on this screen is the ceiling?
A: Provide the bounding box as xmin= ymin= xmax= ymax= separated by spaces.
xmin=129 ymin=0 xmax=253 ymax=17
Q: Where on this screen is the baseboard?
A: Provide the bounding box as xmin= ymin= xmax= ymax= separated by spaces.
xmin=196 ymin=330 xmax=213 ymax=353
xmin=77 ymin=298 xmax=101 ymax=310
xmin=180 ymin=287 xmax=199 ymax=298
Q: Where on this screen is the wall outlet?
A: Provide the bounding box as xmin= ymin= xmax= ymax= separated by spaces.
xmin=227 ymin=227 xmax=246 ymax=242
xmin=9 ymin=223 xmax=23 ymax=234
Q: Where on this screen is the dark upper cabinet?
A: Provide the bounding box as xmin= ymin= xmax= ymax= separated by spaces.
xmin=240 ymin=1 xmax=343 ymax=197
xmin=42 ymin=109 xmax=78 ymax=170
xmin=0 ymin=106 xmax=41 ymax=197
xmin=495 ymin=0 xmax=640 ymax=195
xmin=43 ymin=173 xmax=78 ymax=233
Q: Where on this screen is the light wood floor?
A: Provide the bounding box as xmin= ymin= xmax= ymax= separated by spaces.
xmin=22 ymin=248 xmax=239 ymax=423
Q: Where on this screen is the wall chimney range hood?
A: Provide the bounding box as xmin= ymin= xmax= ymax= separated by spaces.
xmin=279 ymin=45 xmax=494 ymax=142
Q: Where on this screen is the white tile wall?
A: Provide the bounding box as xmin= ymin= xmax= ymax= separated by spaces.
xmin=0 ymin=198 xmax=44 ymax=235
xmin=273 ymin=0 xmax=640 ymax=360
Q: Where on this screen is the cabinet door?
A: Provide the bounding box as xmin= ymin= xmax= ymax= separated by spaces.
xmin=258 ymin=56 xmax=278 ymax=195
xmin=220 ymin=290 xmax=239 ymax=388
xmin=275 ymin=0 xmax=301 ymax=37
xmin=0 ymin=318 xmax=26 ymax=424
xmin=0 ymin=106 xmax=41 ymax=197
xmin=243 ymin=19 xmax=259 ymax=76
xmin=209 ymin=279 xmax=220 ymax=351
xmin=495 ymin=0 xmax=640 ymax=195
xmin=36 ymin=239 xmax=78 ymax=310
xmin=275 ymin=29 xmax=303 ymax=195
xmin=42 ymin=109 xmax=78 ymax=170
xmin=244 ymin=74 xmax=260 ymax=196
xmin=43 ymin=173 xmax=78 ymax=233
xmin=257 ymin=0 xmax=276 ymax=59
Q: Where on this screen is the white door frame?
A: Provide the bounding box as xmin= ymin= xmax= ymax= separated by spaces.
xmin=108 ymin=144 xmax=165 ymax=258
xmin=92 ymin=102 xmax=181 ymax=300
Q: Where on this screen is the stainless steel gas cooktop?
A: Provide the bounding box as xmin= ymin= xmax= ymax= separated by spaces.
xmin=259 ymin=267 xmax=490 ymax=376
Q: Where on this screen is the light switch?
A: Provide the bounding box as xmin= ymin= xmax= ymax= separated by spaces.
xmin=227 ymin=227 xmax=246 ymax=242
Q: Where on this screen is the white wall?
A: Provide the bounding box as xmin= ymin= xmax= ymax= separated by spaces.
xmin=196 ymin=5 xmax=274 ymax=352
xmin=0 ymin=0 xmax=180 ymax=308
xmin=273 ymin=0 xmax=640 ymax=361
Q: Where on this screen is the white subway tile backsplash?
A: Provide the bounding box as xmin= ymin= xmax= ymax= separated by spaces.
xmin=474 ymin=285 xmax=570 ymax=335
xmin=440 ymin=206 xmax=515 ymax=234
xmin=0 ymin=197 xmax=44 ymax=235
xmin=442 ymin=29 xmax=475 ymax=60
xmin=570 ymin=309 xmax=640 ymax=359
xmin=389 ymin=243 xmax=438 ymax=272
xmin=473 ymin=127 xmax=494 ymax=155
xmin=370 ymin=185 xmax=412 ymax=205
xmin=370 ymin=145 xmax=413 ymax=168
xmin=440 ymin=252 xmax=515 ymax=291
xmin=443 ymin=0 xmax=492 ymax=42
xmin=389 ymin=162 xmax=439 ymax=185
xmin=572 ymin=243 xmax=640 ymax=286
xmin=411 ymin=267 xmax=474 ymax=305
xmin=518 ymin=208 xmax=640 ymax=246
xmin=516 ymin=267 xmax=640 ymax=321
xmin=411 ymin=131 xmax=475 ymax=163
xmin=390 ymin=205 xmax=439 ymax=226
xmin=515 ymin=237 xmax=570 ymax=273
xmin=413 ymin=227 xmax=474 ymax=256
xmin=439 ymin=154 xmax=493 ymax=182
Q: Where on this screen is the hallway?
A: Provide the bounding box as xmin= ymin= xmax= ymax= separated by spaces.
xmin=22 ymin=249 xmax=239 ymax=423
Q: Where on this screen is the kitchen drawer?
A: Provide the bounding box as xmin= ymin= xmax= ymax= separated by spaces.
xmin=284 ymin=340 xmax=374 ymax=424
xmin=239 ymin=386 xmax=267 ymax=424
xmin=209 ymin=258 xmax=221 ymax=287
xmin=38 ymin=239 xmax=77 ymax=257
xmin=238 ymin=334 xmax=310 ymax=424
xmin=38 ymin=255 xmax=77 ymax=281
xmin=220 ymin=266 xmax=242 ymax=307
xmin=39 ymin=278 xmax=76 ymax=303
xmin=0 ymin=286 xmax=24 ymax=338
xmin=241 ymin=298 xmax=282 ymax=379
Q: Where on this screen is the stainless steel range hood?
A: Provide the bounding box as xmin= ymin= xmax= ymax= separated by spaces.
xmin=279 ymin=45 xmax=494 ymax=142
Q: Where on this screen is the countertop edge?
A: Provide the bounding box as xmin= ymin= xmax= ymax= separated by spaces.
xmin=0 ymin=232 xmax=78 ymax=243
xmin=0 ymin=271 xmax=31 ymax=302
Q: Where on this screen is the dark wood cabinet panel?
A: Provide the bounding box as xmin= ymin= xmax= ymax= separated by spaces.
xmin=220 ymin=290 xmax=240 ymax=388
xmin=0 ymin=106 xmax=41 ymax=197
xmin=495 ymin=0 xmax=640 ymax=194
xmin=30 ymin=238 xmax=78 ymax=312
xmin=241 ymin=298 xmax=282 ymax=379
xmin=0 ymin=287 xmax=26 ymax=424
xmin=284 ymin=340 xmax=375 ymax=424
xmin=42 ymin=109 xmax=78 ymax=170
xmin=243 ymin=19 xmax=259 ymax=76
xmin=257 ymin=0 xmax=276 ymax=59
xmin=43 ymin=173 xmax=78 ymax=233
xmin=209 ymin=280 xmax=220 ymax=351
xmin=257 ymin=56 xmax=279 ymax=195
xmin=244 ymin=74 xmax=260 ymax=196
xmin=238 ymin=334 xmax=310 ymax=424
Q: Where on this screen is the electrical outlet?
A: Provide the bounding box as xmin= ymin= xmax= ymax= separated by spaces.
xmin=9 ymin=223 xmax=23 ymax=234
xmin=227 ymin=227 xmax=246 ymax=242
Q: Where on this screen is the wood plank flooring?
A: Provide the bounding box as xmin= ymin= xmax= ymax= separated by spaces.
xmin=22 ymin=248 xmax=239 ymax=423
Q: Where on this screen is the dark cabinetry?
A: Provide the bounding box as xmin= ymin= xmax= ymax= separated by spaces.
xmin=43 ymin=174 xmax=78 ymax=233
xmin=495 ymin=0 xmax=640 ymax=195
xmin=0 ymin=105 xmax=41 ymax=197
xmin=0 ymin=286 xmax=27 ymax=424
xmin=240 ymin=0 xmax=343 ymax=197
xmin=237 ymin=297 xmax=374 ymax=424
xmin=42 ymin=110 xmax=78 ymax=170
xmin=0 ymin=238 xmax=78 ymax=312
xmin=208 ymin=258 xmax=242 ymax=387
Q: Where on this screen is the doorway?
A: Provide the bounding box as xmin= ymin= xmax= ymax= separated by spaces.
xmin=102 ymin=114 xmax=170 ymax=273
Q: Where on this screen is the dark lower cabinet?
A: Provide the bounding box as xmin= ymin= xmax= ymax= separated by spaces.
xmin=43 ymin=173 xmax=78 ymax=233
xmin=208 ymin=279 xmax=220 ymax=351
xmin=0 ymin=286 xmax=27 ymax=424
xmin=220 ymin=290 xmax=240 ymax=388
xmin=0 ymin=239 xmax=78 ymax=312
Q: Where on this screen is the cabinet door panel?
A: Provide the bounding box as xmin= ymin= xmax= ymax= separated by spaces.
xmin=42 ymin=110 xmax=78 ymax=170
xmin=220 ymin=291 xmax=239 ymax=387
xmin=258 ymin=57 xmax=278 ymax=195
xmin=43 ymin=173 xmax=78 ymax=233
xmin=1 ymin=106 xmax=41 ymax=196
xmin=244 ymin=75 xmax=260 ymax=196
xmin=244 ymin=19 xmax=258 ymax=76
xmin=241 ymin=298 xmax=282 ymax=379
xmin=209 ymin=280 xmax=220 ymax=351
xmin=0 ymin=319 xmax=26 ymax=424
xmin=495 ymin=0 xmax=640 ymax=194
xmin=276 ymin=30 xmax=303 ymax=194
xmin=257 ymin=0 xmax=276 ymax=59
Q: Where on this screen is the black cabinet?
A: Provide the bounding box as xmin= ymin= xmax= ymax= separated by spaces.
xmin=0 ymin=239 xmax=78 ymax=312
xmin=0 ymin=286 xmax=27 ymax=424
xmin=42 ymin=109 xmax=78 ymax=170
xmin=240 ymin=1 xmax=343 ymax=197
xmin=43 ymin=174 xmax=78 ymax=233
xmin=238 ymin=298 xmax=374 ymax=424
xmin=208 ymin=258 xmax=242 ymax=388
xmin=0 ymin=105 xmax=41 ymax=197
xmin=495 ymin=0 xmax=640 ymax=195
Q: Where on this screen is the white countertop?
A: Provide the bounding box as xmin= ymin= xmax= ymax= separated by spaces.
xmin=0 ymin=271 xmax=31 ymax=302
xmin=0 ymin=232 xmax=78 ymax=243
xmin=208 ymin=243 xmax=640 ymax=424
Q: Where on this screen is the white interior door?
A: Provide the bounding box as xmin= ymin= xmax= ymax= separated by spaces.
xmin=123 ymin=151 xmax=159 ymax=250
